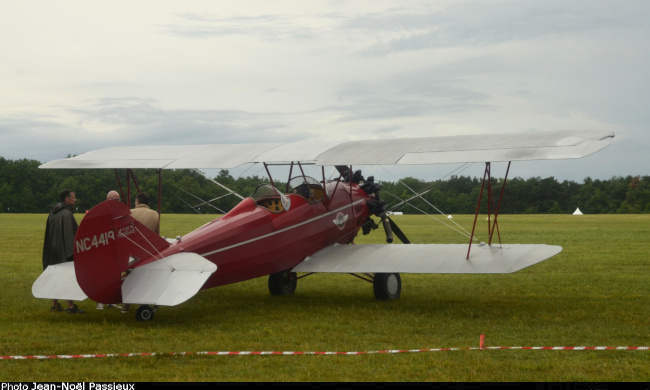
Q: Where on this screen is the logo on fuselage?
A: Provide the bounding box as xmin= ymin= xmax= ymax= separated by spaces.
xmin=332 ymin=212 xmax=348 ymax=230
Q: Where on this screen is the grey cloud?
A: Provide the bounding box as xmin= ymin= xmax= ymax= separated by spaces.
xmin=351 ymin=2 xmax=650 ymax=57
xmin=67 ymin=97 xmax=291 ymax=142
xmin=0 ymin=115 xmax=80 ymax=161
xmin=320 ymin=98 xmax=431 ymax=121
xmin=338 ymin=67 xmax=493 ymax=102
xmin=319 ymin=97 xmax=492 ymax=123
xmin=330 ymin=65 xmax=495 ymax=122
xmin=339 ymin=7 xmax=437 ymax=32
xmin=0 ymin=98 xmax=305 ymax=163
xmin=159 ymin=12 xmax=317 ymax=41
xmin=156 ymin=3 xmax=650 ymax=60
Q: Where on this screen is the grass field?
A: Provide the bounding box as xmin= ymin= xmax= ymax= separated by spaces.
xmin=1 ymin=213 xmax=649 ymax=382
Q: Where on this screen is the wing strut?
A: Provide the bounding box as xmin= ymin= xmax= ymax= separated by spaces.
xmin=113 ymin=168 xmax=145 ymax=209
xmin=489 ymin=161 xmax=511 ymax=245
xmin=467 ymin=161 xmax=511 ymax=259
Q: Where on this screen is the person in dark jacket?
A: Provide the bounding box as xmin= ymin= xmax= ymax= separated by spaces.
xmin=42 ymin=189 xmax=85 ymax=314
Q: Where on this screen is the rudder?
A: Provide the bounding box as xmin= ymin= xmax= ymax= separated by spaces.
xmin=74 ymin=200 xmax=170 ymax=304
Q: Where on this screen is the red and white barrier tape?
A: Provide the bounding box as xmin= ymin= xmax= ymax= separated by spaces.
xmin=2 ymin=334 xmax=648 ymax=360
xmin=482 ymin=346 xmax=650 ymax=351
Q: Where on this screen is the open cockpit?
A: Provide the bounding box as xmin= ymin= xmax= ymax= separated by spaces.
xmin=251 ymin=175 xmax=326 ymax=213
xmin=287 ymin=176 xmax=325 ymax=204
xmin=251 ymin=183 xmax=292 ymax=213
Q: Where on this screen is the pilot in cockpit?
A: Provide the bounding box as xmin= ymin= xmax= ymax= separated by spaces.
xmin=293 ymin=183 xmax=312 ymax=199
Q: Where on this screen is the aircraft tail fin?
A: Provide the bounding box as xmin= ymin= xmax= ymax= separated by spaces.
xmin=73 ymin=200 xmax=171 ymax=304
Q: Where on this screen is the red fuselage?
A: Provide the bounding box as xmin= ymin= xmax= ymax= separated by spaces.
xmin=154 ymin=181 xmax=370 ymax=288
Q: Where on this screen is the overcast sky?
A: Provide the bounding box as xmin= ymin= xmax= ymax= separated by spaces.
xmin=2 ymin=0 xmax=648 ymax=182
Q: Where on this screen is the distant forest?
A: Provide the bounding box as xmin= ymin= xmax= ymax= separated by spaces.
xmin=1 ymin=157 xmax=649 ymax=214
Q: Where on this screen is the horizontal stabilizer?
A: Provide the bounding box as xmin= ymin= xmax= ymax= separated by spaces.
xmin=121 ymin=252 xmax=217 ymax=306
xmin=292 ymin=244 xmax=562 ymax=274
xmin=32 ymin=262 xmax=88 ymax=301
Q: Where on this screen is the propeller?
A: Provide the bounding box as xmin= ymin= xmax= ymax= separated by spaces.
xmin=379 ymin=214 xmax=410 ymax=244
xmin=355 ymin=168 xmax=411 ymax=244
xmin=361 ymin=210 xmax=410 ymax=244
xmin=386 ymin=215 xmax=410 ymax=244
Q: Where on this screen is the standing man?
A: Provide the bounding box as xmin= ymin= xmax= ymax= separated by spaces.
xmin=122 ymin=191 xmax=160 ymax=314
xmin=130 ymin=192 xmax=160 ymax=234
xmin=42 ymin=189 xmax=85 ymax=314
xmin=106 ymin=190 xmax=121 ymax=202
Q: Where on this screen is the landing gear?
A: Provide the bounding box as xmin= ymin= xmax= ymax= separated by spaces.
xmin=373 ymin=273 xmax=401 ymax=300
xmin=268 ymin=271 xmax=298 ymax=296
xmin=135 ymin=305 xmax=157 ymax=321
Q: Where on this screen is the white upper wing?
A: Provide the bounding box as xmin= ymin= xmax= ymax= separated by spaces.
xmin=40 ymin=143 xmax=284 ymax=169
xmin=39 ymin=130 xmax=613 ymax=169
xmin=312 ymin=130 xmax=614 ymax=165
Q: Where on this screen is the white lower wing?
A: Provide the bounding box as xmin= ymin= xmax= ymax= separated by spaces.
xmin=121 ymin=252 xmax=217 ymax=306
xmin=32 ymin=262 xmax=88 ymax=301
xmin=292 ymin=244 xmax=562 ymax=274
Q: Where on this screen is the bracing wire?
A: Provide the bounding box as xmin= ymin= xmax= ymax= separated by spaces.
xmin=378 ymin=165 xmax=480 ymax=242
xmin=381 ymin=190 xmax=477 ymax=241
xmin=168 ymin=183 xmax=227 ymax=214
xmin=193 ymin=169 xmax=245 ymax=200
xmin=234 ymin=163 xmax=255 ymax=180
xmin=119 ymin=224 xmax=164 ymax=262
xmin=164 ymin=186 xmax=200 ymax=213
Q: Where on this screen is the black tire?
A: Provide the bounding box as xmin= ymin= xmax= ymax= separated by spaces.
xmin=268 ymin=271 xmax=297 ymax=296
xmin=373 ymin=273 xmax=401 ymax=300
xmin=135 ymin=305 xmax=155 ymax=321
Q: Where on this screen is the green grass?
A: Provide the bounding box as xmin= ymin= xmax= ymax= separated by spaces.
xmin=1 ymin=213 xmax=649 ymax=381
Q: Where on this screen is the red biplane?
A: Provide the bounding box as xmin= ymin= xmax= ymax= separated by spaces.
xmin=33 ymin=130 xmax=614 ymax=321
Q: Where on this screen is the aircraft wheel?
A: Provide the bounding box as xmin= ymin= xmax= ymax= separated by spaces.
xmin=268 ymin=271 xmax=297 ymax=296
xmin=135 ymin=305 xmax=155 ymax=321
xmin=373 ymin=273 xmax=401 ymax=301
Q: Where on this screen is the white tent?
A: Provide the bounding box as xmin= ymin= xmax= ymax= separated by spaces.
xmin=573 ymin=207 xmax=583 ymax=215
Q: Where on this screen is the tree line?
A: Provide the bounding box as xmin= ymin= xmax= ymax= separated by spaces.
xmin=1 ymin=157 xmax=648 ymax=214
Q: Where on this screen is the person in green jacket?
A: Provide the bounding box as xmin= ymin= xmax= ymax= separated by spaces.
xmin=42 ymin=189 xmax=85 ymax=314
